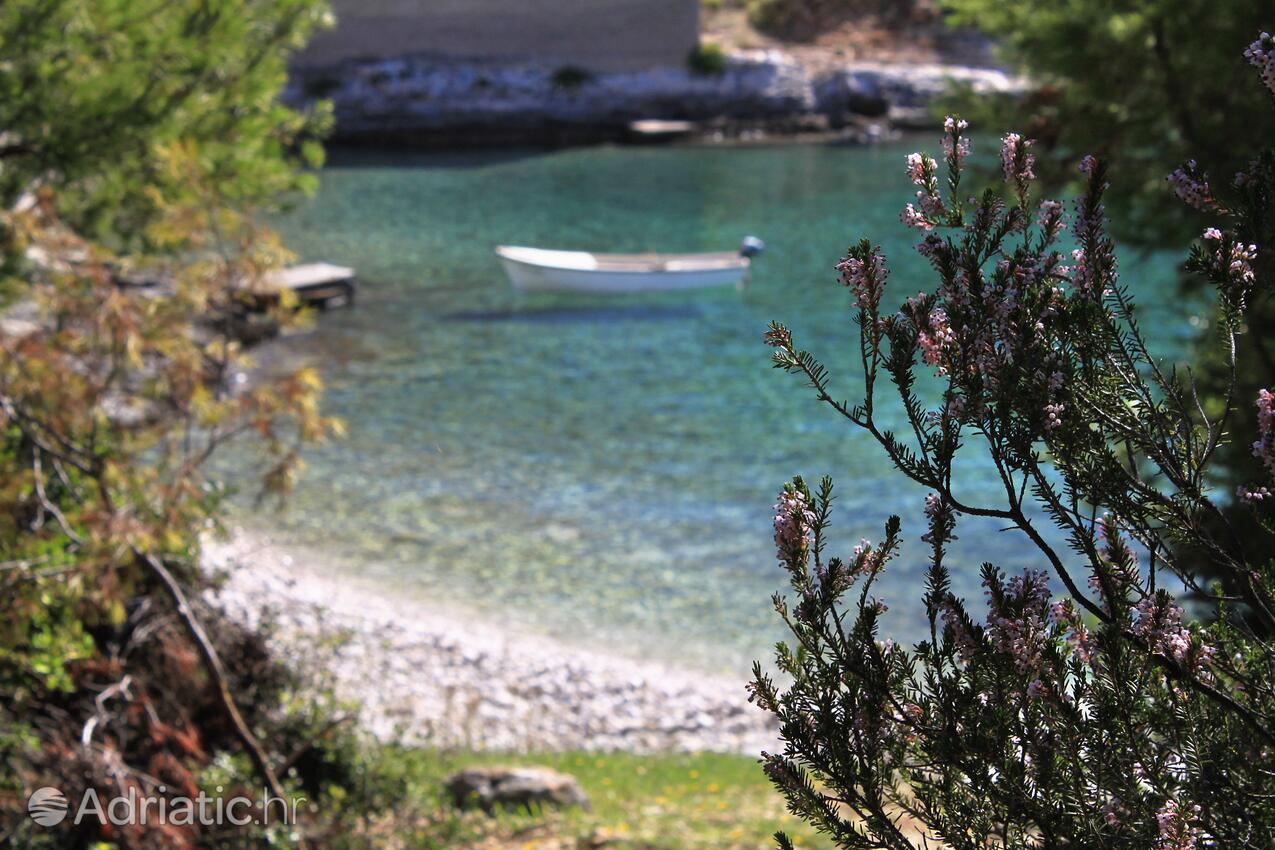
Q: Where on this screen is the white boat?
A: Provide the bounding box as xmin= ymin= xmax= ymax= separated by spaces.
xmin=495 ymin=238 xmax=763 ymax=294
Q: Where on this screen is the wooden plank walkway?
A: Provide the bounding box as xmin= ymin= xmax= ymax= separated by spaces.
xmin=626 ymin=119 xmax=696 ymax=143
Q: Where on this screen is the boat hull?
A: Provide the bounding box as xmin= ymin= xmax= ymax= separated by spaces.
xmin=496 ymin=246 xmax=748 ymax=294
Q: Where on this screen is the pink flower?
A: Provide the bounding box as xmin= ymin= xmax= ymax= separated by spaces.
xmin=773 ymin=487 xmax=815 ymax=565
xmin=1202 ymin=227 xmax=1223 ymax=241
xmin=984 ymin=568 xmax=1052 ymax=679
xmin=1038 ymin=199 xmax=1065 ymax=240
xmin=918 ymin=189 xmax=945 ymax=220
xmin=901 ymin=203 xmax=934 ymax=231
xmin=902 ymin=148 xmax=946 ymax=228
xmin=906 ymin=152 xmax=934 ymax=186
xmin=915 ymin=234 xmax=944 ymax=260
xmin=1001 ymin=133 xmax=1036 ymax=185
xmin=1134 ymin=594 xmax=1214 ymax=674
xmin=917 ymin=308 xmax=956 ymax=374
xmin=852 ymin=538 xmax=881 ymax=575
xmin=1050 ymin=599 xmax=1095 ymax=664
xmin=763 ymin=325 xmax=791 ymax=348
xmin=1245 ymin=32 xmax=1275 ymax=96
xmin=1259 ymin=388 xmax=1274 ymax=431
xmin=1154 ymin=799 xmax=1203 ymax=850
xmin=924 ymin=493 xmax=941 ymax=520
xmin=1043 ymin=403 xmax=1064 ymax=431
xmin=1238 ymin=485 xmax=1272 ymax=503
xmin=942 ymin=116 xmax=970 ymax=167
xmin=1228 ymin=241 xmax=1258 ymax=286
xmin=938 ymin=595 xmax=977 ymax=661
xmin=1252 ymin=388 xmax=1275 ymax=477
xmin=1168 ymin=161 xmax=1219 ymax=212
xmin=837 ymin=248 xmax=889 ymax=311
xmin=920 ymin=492 xmax=957 ymax=544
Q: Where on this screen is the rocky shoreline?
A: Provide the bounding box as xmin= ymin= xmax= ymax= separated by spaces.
xmin=288 ymin=49 xmax=1025 ymax=147
xmin=204 ymin=530 xmax=778 ymax=754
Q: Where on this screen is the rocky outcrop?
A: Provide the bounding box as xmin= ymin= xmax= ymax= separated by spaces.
xmin=812 ymin=61 xmax=1024 ymax=128
xmin=446 ymin=766 xmax=590 ymax=813
xmin=287 ymin=49 xmax=1026 ymax=146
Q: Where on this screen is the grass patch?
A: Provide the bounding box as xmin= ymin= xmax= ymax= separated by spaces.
xmin=353 ymin=747 xmax=818 ymax=849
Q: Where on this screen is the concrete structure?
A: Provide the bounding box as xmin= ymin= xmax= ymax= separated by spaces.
xmin=295 ymin=0 xmax=701 ymax=72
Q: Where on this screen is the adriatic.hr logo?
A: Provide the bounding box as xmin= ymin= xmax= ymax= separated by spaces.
xmin=27 ymin=787 xmax=70 ymax=826
xmin=24 ymin=785 xmax=304 ymax=828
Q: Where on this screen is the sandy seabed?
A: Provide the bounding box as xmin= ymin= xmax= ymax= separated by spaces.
xmin=204 ymin=529 xmax=778 ymax=754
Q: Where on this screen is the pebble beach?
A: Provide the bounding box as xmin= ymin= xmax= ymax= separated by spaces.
xmin=204 ymin=530 xmax=778 ymax=755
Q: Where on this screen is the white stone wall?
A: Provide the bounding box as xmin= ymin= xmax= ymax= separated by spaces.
xmin=296 ymin=0 xmax=701 ymax=72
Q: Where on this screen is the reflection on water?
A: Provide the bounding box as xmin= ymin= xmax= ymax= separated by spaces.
xmin=442 ymin=304 xmax=703 ymax=323
xmin=239 ymin=141 xmax=1206 ymax=674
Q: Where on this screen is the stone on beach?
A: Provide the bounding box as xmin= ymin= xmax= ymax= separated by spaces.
xmin=445 ymin=766 xmax=590 ymax=813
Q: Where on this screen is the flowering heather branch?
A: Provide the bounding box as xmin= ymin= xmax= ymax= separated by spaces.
xmin=755 ymin=34 xmax=1275 ymax=850
xmin=836 ymin=239 xmax=888 ymax=312
xmin=1246 ymin=31 xmax=1275 ymax=97
xmin=1167 ymin=160 xmax=1222 ymax=212
xmin=773 ymin=484 xmax=815 ymax=567
xmin=1000 ymin=131 xmax=1035 ymax=207
xmin=1241 ymin=389 xmax=1275 ymax=503
xmin=1154 ymin=799 xmax=1203 ymax=850
xmin=902 ymin=151 xmax=945 ymax=231
xmin=942 ymin=116 xmax=970 ymax=169
xmin=1132 ymin=592 xmax=1214 ymax=675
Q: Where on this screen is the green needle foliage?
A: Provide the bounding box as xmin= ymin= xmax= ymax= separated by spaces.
xmin=0 ymin=0 xmax=333 ymax=247
xmin=939 ymin=0 xmax=1275 ymax=605
xmin=756 ymin=39 xmax=1275 ymax=849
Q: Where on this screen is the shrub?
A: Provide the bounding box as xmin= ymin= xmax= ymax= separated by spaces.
xmin=754 ymin=36 xmax=1275 ymax=849
xmin=0 ymin=157 xmax=342 ymax=849
xmin=551 ymin=65 xmax=594 ymax=90
xmin=746 ymin=0 xmax=812 ymax=36
xmin=746 ymin=0 xmax=928 ymax=39
xmin=688 ymin=42 xmax=731 ymax=75
xmin=0 ymin=3 xmax=345 ymax=845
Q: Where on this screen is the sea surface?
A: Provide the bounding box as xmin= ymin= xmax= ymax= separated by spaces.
xmin=241 ymin=140 xmax=1203 ymax=674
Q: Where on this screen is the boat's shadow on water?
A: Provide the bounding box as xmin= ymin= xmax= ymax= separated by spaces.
xmin=440 ymin=303 xmax=704 ymax=324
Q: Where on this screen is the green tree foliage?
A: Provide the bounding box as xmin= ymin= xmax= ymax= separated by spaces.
xmin=0 ymin=2 xmax=352 ymax=844
xmin=0 ymin=0 xmax=332 ymax=245
xmin=756 ymin=44 xmax=1275 ymax=848
xmin=942 ymin=0 xmax=1275 ymax=243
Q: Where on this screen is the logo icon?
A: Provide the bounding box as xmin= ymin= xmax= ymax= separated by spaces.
xmin=28 ymin=787 xmax=69 ymax=826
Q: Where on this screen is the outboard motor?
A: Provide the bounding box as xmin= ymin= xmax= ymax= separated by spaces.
xmin=739 ymin=235 xmax=766 ymax=258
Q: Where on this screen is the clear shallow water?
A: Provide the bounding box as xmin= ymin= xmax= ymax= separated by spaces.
xmin=244 ymin=141 xmax=1202 ymax=674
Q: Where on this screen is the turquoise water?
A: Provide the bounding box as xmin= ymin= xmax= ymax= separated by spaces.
xmin=252 ymin=141 xmax=1200 ymax=673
